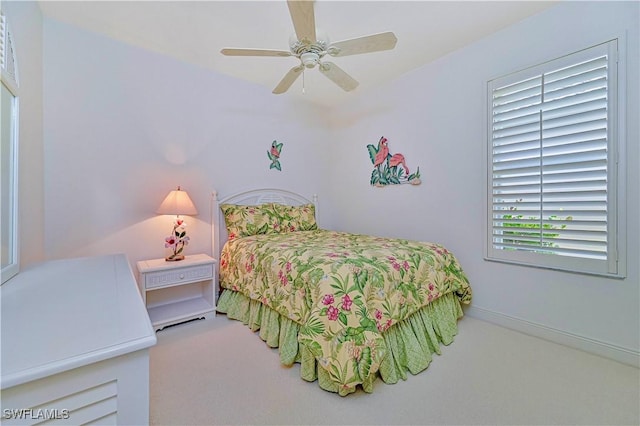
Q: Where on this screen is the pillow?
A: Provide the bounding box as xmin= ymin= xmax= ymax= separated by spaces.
xmin=220 ymin=203 xmax=280 ymax=240
xmin=275 ymin=203 xmax=318 ymax=232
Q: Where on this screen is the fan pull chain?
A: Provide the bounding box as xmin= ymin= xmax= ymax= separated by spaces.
xmin=302 ymin=69 xmax=306 ymax=94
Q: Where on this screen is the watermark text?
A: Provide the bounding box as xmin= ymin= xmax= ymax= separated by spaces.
xmin=3 ymin=408 xmax=70 ymax=421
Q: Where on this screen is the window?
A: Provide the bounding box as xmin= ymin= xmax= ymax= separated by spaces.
xmin=1 ymin=11 xmax=19 ymax=284
xmin=485 ymin=40 xmax=625 ymax=277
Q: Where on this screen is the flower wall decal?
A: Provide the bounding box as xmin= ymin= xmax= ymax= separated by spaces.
xmin=367 ymin=136 xmax=421 ymax=186
xmin=268 ymin=140 xmax=283 ymax=171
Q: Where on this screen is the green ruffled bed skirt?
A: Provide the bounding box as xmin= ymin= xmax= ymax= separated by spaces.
xmin=216 ymin=289 xmax=464 ymax=395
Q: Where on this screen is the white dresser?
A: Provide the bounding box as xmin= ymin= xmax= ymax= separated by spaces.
xmin=0 ymin=254 xmax=157 ymax=425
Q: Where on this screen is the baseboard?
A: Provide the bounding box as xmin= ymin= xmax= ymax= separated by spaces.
xmin=464 ymin=306 xmax=640 ymax=368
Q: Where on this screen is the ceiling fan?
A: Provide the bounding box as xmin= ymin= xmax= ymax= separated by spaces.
xmin=220 ymin=0 xmax=397 ymax=94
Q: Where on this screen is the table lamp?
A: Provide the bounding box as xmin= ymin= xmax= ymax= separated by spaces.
xmin=156 ymin=186 xmax=198 ymax=261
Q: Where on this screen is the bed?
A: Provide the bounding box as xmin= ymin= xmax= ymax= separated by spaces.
xmin=213 ymin=188 xmax=471 ymax=396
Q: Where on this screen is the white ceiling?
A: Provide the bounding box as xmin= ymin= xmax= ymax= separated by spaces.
xmin=37 ymin=0 xmax=558 ymax=108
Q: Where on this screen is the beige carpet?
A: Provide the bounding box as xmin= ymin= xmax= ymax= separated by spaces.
xmin=149 ymin=314 xmax=639 ymax=426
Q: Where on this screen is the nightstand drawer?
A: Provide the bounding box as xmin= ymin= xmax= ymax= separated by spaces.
xmin=144 ymin=263 xmax=214 ymax=289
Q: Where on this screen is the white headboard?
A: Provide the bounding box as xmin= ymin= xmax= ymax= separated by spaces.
xmin=211 ymin=188 xmax=318 ymax=263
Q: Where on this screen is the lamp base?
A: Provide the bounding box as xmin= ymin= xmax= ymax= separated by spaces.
xmin=165 ymin=255 xmax=185 ymax=262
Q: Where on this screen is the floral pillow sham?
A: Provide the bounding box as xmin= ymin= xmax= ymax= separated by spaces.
xmin=221 ymin=202 xmax=317 ymax=240
xmin=220 ymin=203 xmax=280 ymax=240
xmin=274 ymin=203 xmax=318 ymax=232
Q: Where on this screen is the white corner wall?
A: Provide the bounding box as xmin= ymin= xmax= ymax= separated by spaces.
xmin=2 ymin=1 xmax=45 ymax=267
xmin=42 ymin=18 xmax=330 ymax=267
xmin=326 ymin=1 xmax=639 ymax=365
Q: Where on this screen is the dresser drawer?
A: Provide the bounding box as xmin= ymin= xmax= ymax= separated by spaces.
xmin=144 ymin=263 xmax=214 ymax=289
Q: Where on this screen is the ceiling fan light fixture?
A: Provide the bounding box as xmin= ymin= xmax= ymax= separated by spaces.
xmin=221 ymin=0 xmax=397 ymax=95
xmin=300 ymin=52 xmax=319 ymax=68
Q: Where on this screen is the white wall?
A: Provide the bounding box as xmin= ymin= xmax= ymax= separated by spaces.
xmin=2 ymin=2 xmax=45 ymax=268
xmin=42 ymin=19 xmax=330 ymax=266
xmin=326 ymin=1 xmax=639 ymax=364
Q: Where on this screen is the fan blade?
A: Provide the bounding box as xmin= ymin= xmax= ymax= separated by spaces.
xmin=328 ymin=32 xmax=397 ymax=57
xmin=221 ymin=48 xmax=292 ymax=57
xmin=287 ymin=0 xmax=316 ymax=44
xmin=273 ymin=65 xmax=304 ymax=94
xmin=318 ymin=62 xmax=359 ymax=92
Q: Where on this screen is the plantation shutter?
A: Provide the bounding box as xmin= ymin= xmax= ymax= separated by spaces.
xmin=1 ymin=12 xmax=17 ymax=84
xmin=486 ymin=40 xmax=621 ymax=276
xmin=0 ymin=13 xmax=5 ymax=71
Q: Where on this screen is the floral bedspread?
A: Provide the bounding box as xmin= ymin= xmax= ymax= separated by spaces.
xmin=219 ymin=230 xmax=471 ymax=393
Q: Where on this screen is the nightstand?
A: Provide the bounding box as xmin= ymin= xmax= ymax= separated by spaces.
xmin=136 ymin=253 xmax=216 ymax=331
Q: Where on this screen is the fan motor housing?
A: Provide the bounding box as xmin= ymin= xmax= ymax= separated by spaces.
xmin=300 ymin=52 xmax=320 ymax=68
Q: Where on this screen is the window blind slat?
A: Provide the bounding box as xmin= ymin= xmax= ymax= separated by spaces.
xmin=492 ymin=102 xmax=540 ymax=122
xmin=542 ymin=98 xmax=607 ymax=120
xmin=492 ymin=111 xmax=540 ymax=134
xmin=544 ymin=77 xmax=607 ymax=102
xmin=542 ymin=168 xmax=606 ymax=182
xmin=544 ymin=55 xmax=608 ymax=83
xmin=542 ymin=89 xmax=607 ymax=115
xmin=490 ymin=242 xmax=607 ymax=260
xmin=493 ymin=120 xmax=540 ymax=139
xmin=542 ymin=108 xmax=607 ymax=131
xmin=543 ymin=119 xmax=607 ymax=139
xmin=493 ymin=219 xmax=607 ymax=229
xmin=493 ymin=157 xmax=541 ymax=172
xmin=492 ymin=75 xmax=541 ymax=98
xmin=493 ymin=139 xmax=541 ymax=155
xmin=542 ymin=149 xmax=607 ymax=166
xmin=544 ymin=67 xmax=607 ymax=93
xmin=493 ymin=84 xmax=542 ymax=108
xmin=541 ymin=158 xmax=605 ymax=174
xmin=493 ymin=232 xmax=608 ymax=245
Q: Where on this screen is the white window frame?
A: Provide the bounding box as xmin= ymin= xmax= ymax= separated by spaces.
xmin=1 ymin=11 xmax=20 ymax=284
xmin=484 ymin=39 xmax=626 ymax=278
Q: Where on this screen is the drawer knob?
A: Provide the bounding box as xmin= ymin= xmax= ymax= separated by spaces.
xmin=179 ymin=273 xmax=185 ymax=279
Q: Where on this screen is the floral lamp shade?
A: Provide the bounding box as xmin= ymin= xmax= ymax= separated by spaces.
xmin=157 ymin=187 xmax=198 ymax=261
